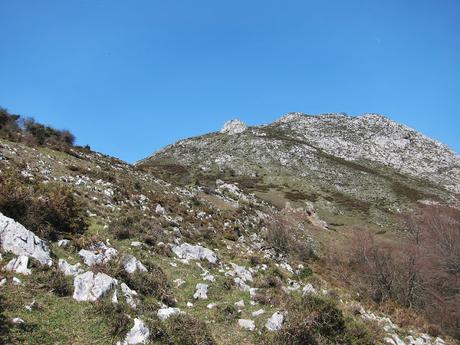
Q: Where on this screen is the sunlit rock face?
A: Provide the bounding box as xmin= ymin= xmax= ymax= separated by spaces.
xmin=220 ymin=119 xmax=247 ymax=135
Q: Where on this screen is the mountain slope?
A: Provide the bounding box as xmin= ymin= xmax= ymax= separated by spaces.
xmin=140 ymin=113 xmax=460 ymax=227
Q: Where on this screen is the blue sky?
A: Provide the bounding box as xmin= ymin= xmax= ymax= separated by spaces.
xmin=1 ymin=0 xmax=459 ymax=162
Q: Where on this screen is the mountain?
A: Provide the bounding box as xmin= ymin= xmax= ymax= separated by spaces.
xmin=0 ymin=110 xmax=459 ymax=345
xmin=139 ymin=113 xmax=460 ymax=228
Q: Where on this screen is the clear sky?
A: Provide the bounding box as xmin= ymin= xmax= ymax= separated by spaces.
xmin=1 ymin=0 xmax=459 ymax=162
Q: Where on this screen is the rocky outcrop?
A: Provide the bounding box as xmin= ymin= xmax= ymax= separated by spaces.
xmin=171 ymin=243 xmax=218 ymax=264
xmin=73 ymin=271 xmax=117 ymax=302
xmin=0 ymin=213 xmax=52 ymax=266
xmin=220 ymin=119 xmax=247 ymax=135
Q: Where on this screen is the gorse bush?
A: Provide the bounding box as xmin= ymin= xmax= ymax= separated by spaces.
xmin=0 ymin=168 xmax=88 ymax=240
xmin=0 ymin=107 xmax=76 ymax=149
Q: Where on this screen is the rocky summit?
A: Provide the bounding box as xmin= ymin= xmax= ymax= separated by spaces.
xmin=0 ymin=109 xmax=459 ymax=345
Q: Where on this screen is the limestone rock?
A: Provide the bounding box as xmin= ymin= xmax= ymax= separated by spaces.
xmin=58 ymin=259 xmax=84 ymax=276
xmin=0 ymin=212 xmax=52 ymax=266
xmin=157 ymin=307 xmax=181 ymax=321
xmin=171 ymin=243 xmax=218 ymax=264
xmin=78 ymin=242 xmax=118 ymax=267
xmin=220 ymin=119 xmax=247 ymax=135
xmin=122 ymin=255 xmax=147 ymax=274
xmin=121 ymin=283 xmax=138 ymax=309
xmin=193 ymin=283 xmax=208 ymax=300
xmin=4 ymin=255 xmax=31 ymax=275
xmin=122 ymin=318 xmax=150 ymax=345
xmin=238 ymin=319 xmax=255 ymax=331
xmin=73 ymin=271 xmax=117 ymax=302
xmin=265 ymin=311 xmax=284 ymax=331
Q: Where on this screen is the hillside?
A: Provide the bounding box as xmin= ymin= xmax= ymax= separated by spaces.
xmin=0 ymin=111 xmax=459 ymax=345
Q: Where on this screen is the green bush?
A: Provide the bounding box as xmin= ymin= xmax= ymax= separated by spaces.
xmin=267 ymin=295 xmax=375 ymax=345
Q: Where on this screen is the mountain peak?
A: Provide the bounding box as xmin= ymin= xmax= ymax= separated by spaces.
xmin=220 ymin=119 xmax=248 ymax=135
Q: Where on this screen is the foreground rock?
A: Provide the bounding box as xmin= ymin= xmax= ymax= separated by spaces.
xmin=0 ymin=213 xmax=52 ymax=266
xmin=238 ymin=319 xmax=255 ymax=331
xmin=119 ymin=318 xmax=150 ymax=345
xmin=4 ymin=255 xmax=31 ymax=275
xmin=122 ymin=255 xmax=147 ymax=274
xmin=171 ymin=243 xmax=218 ymax=264
xmin=193 ymin=283 xmax=208 ymax=299
xmin=265 ymin=311 xmax=284 ymax=331
xmin=73 ymin=271 xmax=117 ymax=302
xmin=157 ymin=307 xmax=181 ymax=321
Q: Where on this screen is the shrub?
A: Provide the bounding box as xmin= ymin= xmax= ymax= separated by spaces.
xmin=267 ymin=295 xmax=375 ymax=345
xmin=164 ymin=314 xmax=215 ymax=345
xmin=0 ymin=169 xmax=89 ymax=241
xmin=95 ymin=300 xmax=131 ymax=341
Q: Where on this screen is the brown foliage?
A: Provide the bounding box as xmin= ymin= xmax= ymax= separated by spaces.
xmin=350 ymin=206 xmax=460 ymax=339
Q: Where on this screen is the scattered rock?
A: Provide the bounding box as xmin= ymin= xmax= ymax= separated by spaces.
xmin=57 ymin=239 xmax=70 ymax=247
xmin=302 ymin=283 xmax=317 ymax=295
xmin=4 ymin=255 xmax=31 ymax=275
xmin=122 ymin=255 xmax=147 ymax=274
xmin=238 ymin=319 xmax=255 ymax=331
xmin=206 ymin=303 xmax=217 ymax=309
xmin=130 ymin=241 xmax=143 ymax=247
xmin=193 ymin=283 xmax=208 ymax=300
xmin=0 ymin=213 xmax=52 ymax=266
xmin=174 ymin=278 xmax=185 ymax=288
xmin=0 ymin=278 xmax=6 ymax=286
xmin=121 ymin=283 xmax=138 ymax=309
xmin=155 ymin=204 xmax=166 ymax=215
xmin=157 ymin=307 xmax=181 ymax=321
xmin=235 ymin=300 xmax=245 ymax=308
xmin=171 ymin=243 xmax=218 ymax=264
xmin=11 ymin=317 xmax=25 ymax=325
xmin=12 ymin=277 xmax=23 ymax=286
xmin=78 ymin=242 xmax=118 ymax=267
xmin=251 ymin=309 xmax=265 ymax=317
xmin=122 ymin=318 xmax=150 ymax=345
xmin=266 ymin=311 xmax=284 ymax=331
xmin=58 ymin=259 xmax=84 ymax=276
xmin=73 ymin=271 xmax=117 ymax=302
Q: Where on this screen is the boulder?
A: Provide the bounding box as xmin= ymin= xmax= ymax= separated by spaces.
xmin=157 ymin=307 xmax=181 ymax=321
xmin=121 ymin=283 xmax=138 ymax=309
xmin=238 ymin=319 xmax=255 ymax=331
xmin=58 ymin=259 xmax=84 ymax=276
xmin=78 ymin=242 xmax=118 ymax=267
xmin=171 ymin=243 xmax=218 ymax=264
xmin=302 ymin=283 xmax=317 ymax=295
xmin=122 ymin=255 xmax=147 ymax=274
xmin=121 ymin=318 xmax=150 ymax=345
xmin=265 ymin=311 xmax=284 ymax=331
xmin=193 ymin=283 xmax=208 ymax=300
xmin=0 ymin=213 xmax=52 ymax=266
xmin=73 ymin=271 xmax=117 ymax=302
xmin=4 ymin=255 xmax=31 ymax=275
